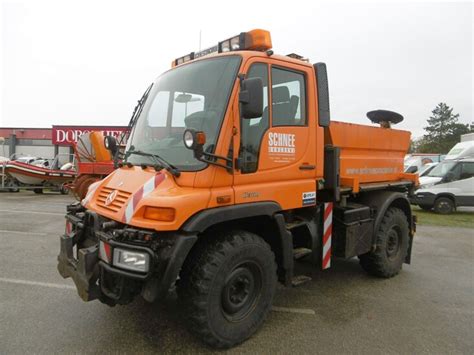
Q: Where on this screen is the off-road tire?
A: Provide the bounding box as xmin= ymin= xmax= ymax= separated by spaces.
xmin=177 ymin=230 xmax=277 ymax=348
xmin=434 ymin=197 xmax=454 ymax=214
xmin=359 ymin=207 xmax=409 ymax=278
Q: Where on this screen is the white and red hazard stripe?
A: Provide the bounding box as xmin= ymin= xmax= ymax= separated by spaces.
xmin=81 ymin=180 xmax=102 ymax=207
xmin=122 ymin=173 xmax=165 ymax=224
xmin=322 ymin=202 xmax=333 ymax=270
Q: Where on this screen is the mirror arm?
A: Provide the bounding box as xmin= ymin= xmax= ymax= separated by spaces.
xmin=193 ymin=151 xmax=233 ymax=173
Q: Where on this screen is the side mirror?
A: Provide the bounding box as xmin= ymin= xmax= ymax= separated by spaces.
xmin=314 ymin=62 xmax=330 ymax=127
xmin=183 ymin=129 xmax=206 ymax=159
xmin=104 ymin=135 xmax=118 ymax=157
xmin=406 ymin=166 xmax=417 ymax=173
xmin=239 ymin=77 xmax=263 ymax=119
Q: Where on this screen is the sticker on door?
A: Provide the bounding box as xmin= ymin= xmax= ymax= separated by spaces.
xmin=302 ymin=191 xmax=316 ymax=206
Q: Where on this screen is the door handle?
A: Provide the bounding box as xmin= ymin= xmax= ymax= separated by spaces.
xmin=299 ymin=164 xmax=315 ymax=170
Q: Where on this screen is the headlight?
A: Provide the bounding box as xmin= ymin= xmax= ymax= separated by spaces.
xmin=183 ymin=129 xmax=195 ymax=149
xmin=113 ymin=248 xmax=150 ymax=273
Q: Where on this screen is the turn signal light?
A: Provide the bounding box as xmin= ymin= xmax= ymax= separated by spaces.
xmin=196 ymin=132 xmax=206 ymax=145
xmin=144 ymin=207 xmax=175 ymax=222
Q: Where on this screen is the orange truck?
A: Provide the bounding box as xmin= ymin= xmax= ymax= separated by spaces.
xmin=58 ymin=29 xmax=418 ymax=348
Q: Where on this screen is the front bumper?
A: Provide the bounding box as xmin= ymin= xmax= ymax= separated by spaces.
xmin=57 ymin=206 xmax=196 ymax=305
xmin=410 ymin=192 xmax=436 ymax=206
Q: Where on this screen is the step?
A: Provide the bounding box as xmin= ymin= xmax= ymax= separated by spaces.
xmin=291 ymin=275 xmax=312 ymax=287
xmin=293 ymin=247 xmax=312 ymax=260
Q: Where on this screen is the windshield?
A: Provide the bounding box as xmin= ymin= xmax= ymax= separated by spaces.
xmin=126 ymin=56 xmax=241 ymax=170
xmin=427 ymin=160 xmax=457 ymax=177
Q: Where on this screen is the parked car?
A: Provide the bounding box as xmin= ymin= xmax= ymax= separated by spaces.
xmin=412 ymin=157 xmax=474 ymax=213
xmin=419 ymin=162 xmax=438 ymax=177
xmin=404 ymin=154 xmax=444 ymax=173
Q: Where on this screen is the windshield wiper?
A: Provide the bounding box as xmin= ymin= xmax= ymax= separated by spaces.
xmin=126 ymin=149 xmax=181 ymax=177
xmin=127 ymin=83 xmax=154 ymax=132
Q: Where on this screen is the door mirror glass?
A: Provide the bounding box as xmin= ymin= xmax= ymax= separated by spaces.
xmin=239 ymin=77 xmax=263 ymax=119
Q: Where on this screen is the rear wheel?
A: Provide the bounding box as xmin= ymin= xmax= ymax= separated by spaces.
xmin=360 ymin=207 xmax=409 ymax=278
xmin=6 ymin=179 xmax=19 ymax=192
xmin=59 ymin=183 xmax=69 ymax=195
xmin=434 ymin=197 xmax=454 ymax=214
xmin=177 ymin=230 xmax=277 ymax=348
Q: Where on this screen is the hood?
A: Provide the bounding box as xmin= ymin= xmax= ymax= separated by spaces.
xmin=418 ymin=176 xmax=442 ymax=188
xmin=82 ymin=166 xmax=210 ymax=231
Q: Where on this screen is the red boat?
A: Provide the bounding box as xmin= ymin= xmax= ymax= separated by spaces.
xmin=1 ymin=155 xmax=76 ymax=193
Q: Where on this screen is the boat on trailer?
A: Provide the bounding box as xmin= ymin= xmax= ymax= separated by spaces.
xmin=1 ymin=154 xmax=76 ymax=193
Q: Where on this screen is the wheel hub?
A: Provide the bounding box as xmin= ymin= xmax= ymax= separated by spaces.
xmin=221 ymin=263 xmax=262 ymax=321
xmin=386 ymin=228 xmax=401 ymax=260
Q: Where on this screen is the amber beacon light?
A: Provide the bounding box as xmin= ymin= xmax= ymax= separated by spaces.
xmin=174 ymin=29 xmax=273 ymax=66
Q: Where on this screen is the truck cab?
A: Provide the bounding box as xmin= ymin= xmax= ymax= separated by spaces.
xmin=58 ymin=29 xmax=417 ymax=348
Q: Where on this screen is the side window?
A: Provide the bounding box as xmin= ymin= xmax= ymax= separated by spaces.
xmin=271 ymin=67 xmax=306 ymax=126
xmin=240 ymin=63 xmax=269 ymax=174
xmin=449 ymin=163 xmax=462 ymax=181
xmin=460 ymin=162 xmax=474 ymax=180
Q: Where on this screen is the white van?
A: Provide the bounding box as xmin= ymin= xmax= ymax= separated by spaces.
xmin=444 ymin=140 xmax=474 ymax=160
xmin=412 ymin=158 xmax=474 ymax=213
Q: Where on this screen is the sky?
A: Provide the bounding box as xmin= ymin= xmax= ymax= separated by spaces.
xmin=1 ymin=0 xmax=473 ymax=138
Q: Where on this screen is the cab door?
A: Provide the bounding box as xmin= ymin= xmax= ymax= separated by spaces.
xmin=446 ymin=161 xmax=474 ymax=206
xmin=233 ymin=59 xmax=317 ymax=210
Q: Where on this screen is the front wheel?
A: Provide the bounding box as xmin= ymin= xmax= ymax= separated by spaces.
xmin=359 ymin=207 xmax=409 ymax=278
xmin=177 ymin=230 xmax=277 ymax=348
xmin=434 ymin=197 xmax=454 ymax=214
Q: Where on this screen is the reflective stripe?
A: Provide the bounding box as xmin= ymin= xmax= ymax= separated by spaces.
xmin=122 ymin=173 xmax=165 ymax=224
xmin=322 ymin=203 xmax=333 ymax=270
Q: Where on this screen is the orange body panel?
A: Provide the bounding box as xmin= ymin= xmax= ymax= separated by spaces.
xmin=325 ymin=121 xmax=416 ymax=190
xmin=83 ymin=51 xmax=415 ymax=232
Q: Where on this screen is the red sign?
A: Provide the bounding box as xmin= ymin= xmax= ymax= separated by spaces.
xmin=52 ymin=125 xmax=128 ymax=146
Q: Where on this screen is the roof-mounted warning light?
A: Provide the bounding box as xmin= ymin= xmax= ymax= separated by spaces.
xmin=173 ymin=29 xmax=272 ymax=67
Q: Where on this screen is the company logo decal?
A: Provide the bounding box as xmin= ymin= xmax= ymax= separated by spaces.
xmin=105 ymin=190 xmax=118 ymax=206
xmin=302 ymin=191 xmax=316 ymax=206
xmin=268 ymin=132 xmax=296 ymax=163
xmin=268 ymin=133 xmax=295 ymax=154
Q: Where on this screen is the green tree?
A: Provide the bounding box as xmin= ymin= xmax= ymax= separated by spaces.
xmin=417 ymin=103 xmax=471 ymax=153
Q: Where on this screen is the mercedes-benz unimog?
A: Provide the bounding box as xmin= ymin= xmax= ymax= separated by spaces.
xmin=58 ymin=29 xmax=418 ymax=348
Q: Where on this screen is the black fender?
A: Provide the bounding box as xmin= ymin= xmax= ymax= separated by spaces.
xmin=181 ymin=202 xmax=294 ymax=286
xmin=357 ymin=191 xmax=414 ymax=263
xmin=181 ymin=202 xmax=282 ymax=233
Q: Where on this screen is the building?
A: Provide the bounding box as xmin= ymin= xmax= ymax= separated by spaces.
xmin=0 ymin=125 xmax=128 ymax=159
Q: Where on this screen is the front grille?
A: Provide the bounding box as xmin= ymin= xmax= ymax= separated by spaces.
xmin=96 ymin=187 xmax=131 ymax=213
